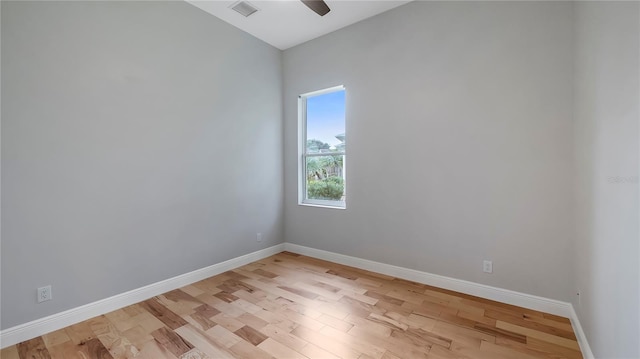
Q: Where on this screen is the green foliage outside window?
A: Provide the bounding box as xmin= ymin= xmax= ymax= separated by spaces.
xmin=307 ymin=177 xmax=344 ymax=200
xmin=305 ymin=139 xmax=344 ymax=201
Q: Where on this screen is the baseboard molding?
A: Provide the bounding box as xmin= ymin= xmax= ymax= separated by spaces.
xmin=284 ymin=243 xmax=594 ymax=357
xmin=284 ymin=243 xmax=570 ymax=316
xmin=568 ymin=305 xmax=595 ymax=359
xmin=1 ymin=242 xmax=593 ymax=357
xmin=0 ymin=243 xmax=285 ymax=349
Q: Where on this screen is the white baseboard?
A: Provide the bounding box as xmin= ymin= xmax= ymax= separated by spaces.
xmin=284 ymin=243 xmax=570 ymax=316
xmin=284 ymin=243 xmax=593 ymax=357
xmin=1 ymin=241 xmax=593 ymax=358
xmin=0 ymin=244 xmax=285 ymax=349
xmin=568 ymin=305 xmax=595 ymax=359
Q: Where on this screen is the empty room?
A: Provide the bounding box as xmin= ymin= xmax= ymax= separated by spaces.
xmin=1 ymin=0 xmax=638 ymax=358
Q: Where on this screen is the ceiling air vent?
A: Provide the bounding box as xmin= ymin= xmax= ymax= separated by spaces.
xmin=230 ymin=1 xmax=259 ymax=17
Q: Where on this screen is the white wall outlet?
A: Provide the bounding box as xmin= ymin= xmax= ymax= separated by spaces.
xmin=483 ymin=260 xmax=493 ymax=274
xmin=37 ymin=285 xmax=52 ymax=303
xmin=256 ymin=233 xmax=262 ymax=242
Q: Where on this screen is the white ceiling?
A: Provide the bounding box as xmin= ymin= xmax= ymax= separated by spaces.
xmin=186 ymin=0 xmax=412 ymax=50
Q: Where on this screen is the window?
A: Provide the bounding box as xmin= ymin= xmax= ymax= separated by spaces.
xmin=299 ymin=86 xmax=346 ymax=208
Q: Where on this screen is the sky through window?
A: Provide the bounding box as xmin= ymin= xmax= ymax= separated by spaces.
xmin=306 ymin=89 xmax=345 ymax=147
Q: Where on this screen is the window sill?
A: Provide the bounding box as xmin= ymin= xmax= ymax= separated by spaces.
xmin=298 ymin=201 xmax=346 ymax=210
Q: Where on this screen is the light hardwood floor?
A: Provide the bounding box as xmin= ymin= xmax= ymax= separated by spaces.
xmin=1 ymin=252 xmax=583 ymax=359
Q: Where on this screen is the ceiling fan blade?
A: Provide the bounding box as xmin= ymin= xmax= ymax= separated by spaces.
xmin=301 ymin=0 xmax=331 ymax=16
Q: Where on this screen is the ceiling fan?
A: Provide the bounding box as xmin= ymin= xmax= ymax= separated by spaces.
xmin=230 ymin=0 xmax=330 ymax=18
xmin=300 ymin=0 xmax=331 ymax=16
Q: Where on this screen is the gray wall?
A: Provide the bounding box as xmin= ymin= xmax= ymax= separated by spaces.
xmin=4 ymin=4 xmax=639 ymax=357
xmin=283 ymin=1 xmax=575 ymax=301
xmin=573 ymin=2 xmax=640 ymax=358
xmin=1 ymin=1 xmax=283 ymax=329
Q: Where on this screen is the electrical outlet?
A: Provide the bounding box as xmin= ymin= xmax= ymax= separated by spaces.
xmin=256 ymin=233 xmax=262 ymax=242
xmin=483 ymin=260 xmax=493 ymax=274
xmin=37 ymin=285 xmax=52 ymax=303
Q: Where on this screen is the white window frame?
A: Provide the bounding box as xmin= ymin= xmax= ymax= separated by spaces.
xmin=298 ymin=85 xmax=346 ymax=209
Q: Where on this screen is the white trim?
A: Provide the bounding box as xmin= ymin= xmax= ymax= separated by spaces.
xmin=300 ymin=198 xmax=346 ymax=209
xmin=298 ymin=202 xmax=346 ymax=210
xmin=283 ymin=243 xmax=571 ymax=316
xmin=283 ymin=243 xmax=593 ymax=356
xmin=305 ymin=152 xmax=345 ymax=157
xmin=299 ymin=84 xmax=345 ymax=98
xmin=298 ymin=94 xmax=307 ymax=205
xmin=0 ymin=244 xmax=285 ymax=349
xmin=298 ymin=85 xmax=347 ymax=209
xmin=285 ymin=244 xmax=596 ymax=355
xmin=0 ymin=242 xmax=593 ymax=357
xmin=568 ymin=305 xmax=595 ymax=359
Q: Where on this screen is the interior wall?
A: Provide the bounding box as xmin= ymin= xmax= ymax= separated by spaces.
xmin=283 ymin=1 xmax=575 ymax=301
xmin=573 ymin=2 xmax=640 ymax=358
xmin=1 ymin=1 xmax=283 ymax=329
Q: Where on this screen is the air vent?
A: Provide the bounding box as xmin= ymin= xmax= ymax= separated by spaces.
xmin=230 ymin=1 xmax=259 ymax=17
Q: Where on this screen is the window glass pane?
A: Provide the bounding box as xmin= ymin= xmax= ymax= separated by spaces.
xmin=306 ymin=90 xmax=345 ymax=154
xmin=306 ymin=155 xmax=345 ymax=201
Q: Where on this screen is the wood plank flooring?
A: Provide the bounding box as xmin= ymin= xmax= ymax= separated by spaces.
xmin=1 ymin=252 xmax=583 ymax=359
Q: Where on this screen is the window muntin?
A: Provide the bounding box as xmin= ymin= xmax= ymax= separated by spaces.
xmin=299 ymin=86 xmax=346 ymax=208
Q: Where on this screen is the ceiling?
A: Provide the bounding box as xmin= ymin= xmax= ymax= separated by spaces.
xmin=186 ymin=0 xmax=412 ymax=50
